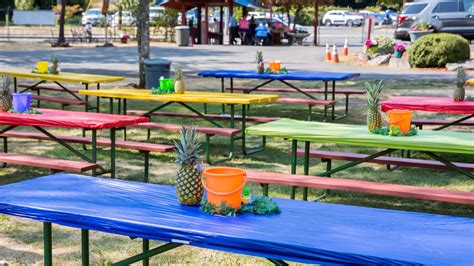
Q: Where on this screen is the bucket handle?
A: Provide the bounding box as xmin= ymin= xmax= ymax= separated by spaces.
xmin=386 ymin=114 xmax=411 ymax=124
xmin=201 ymin=172 xmax=247 ymax=196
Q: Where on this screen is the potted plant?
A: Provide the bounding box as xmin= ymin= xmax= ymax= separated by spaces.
xmin=409 ymin=22 xmax=433 ymax=42
xmin=120 ymin=33 xmax=130 ymax=44
xmin=393 ymin=43 xmax=406 ymax=59
xmin=364 ymin=39 xmax=378 ymax=54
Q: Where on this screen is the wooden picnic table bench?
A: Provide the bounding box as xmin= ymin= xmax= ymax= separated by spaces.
xmin=126 ymin=110 xmax=279 ymax=123
xmin=292 ymin=149 xmax=474 ymax=172
xmin=80 ymin=89 xmax=279 ymax=163
xmin=0 ymin=70 xmax=124 ymax=112
xmin=198 ymin=70 xmax=361 ymax=120
xmin=412 ymin=118 xmax=474 ymax=129
xmin=0 ymin=108 xmax=148 ymax=178
xmin=381 ymin=96 xmax=474 ymax=130
xmin=0 ymin=130 xmax=174 ymax=181
xmin=0 ymin=153 xmax=99 ymax=173
xmin=246 ymin=118 xmax=474 ymax=200
xmin=1 ymin=174 xmax=472 ymax=265
xmin=246 ymin=171 xmax=474 ymax=205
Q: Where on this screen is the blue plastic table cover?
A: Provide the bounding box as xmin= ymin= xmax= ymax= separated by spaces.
xmin=0 ymin=174 xmax=472 ymax=265
xmin=197 ymin=70 xmax=361 ymax=81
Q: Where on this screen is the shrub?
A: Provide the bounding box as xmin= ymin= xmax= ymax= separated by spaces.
xmin=408 ymin=33 xmax=470 ymax=68
xmin=376 ymin=36 xmax=395 ymax=54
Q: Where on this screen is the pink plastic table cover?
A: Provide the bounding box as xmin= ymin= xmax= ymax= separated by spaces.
xmin=0 ymin=108 xmax=149 ymax=129
xmin=381 ymin=96 xmax=474 ymax=115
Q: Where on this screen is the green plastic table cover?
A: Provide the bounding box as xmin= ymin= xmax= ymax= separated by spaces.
xmin=245 ymin=119 xmax=474 ymax=154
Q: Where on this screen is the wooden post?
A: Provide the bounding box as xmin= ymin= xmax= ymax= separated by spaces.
xmin=313 ymin=0 xmax=319 ymax=46
xmin=180 ymin=1 xmax=186 ymax=26
xmin=205 ymin=4 xmax=209 ymax=44
xmin=228 ymin=0 xmax=234 ymax=45
xmin=197 ymin=5 xmax=202 ymax=44
xmin=220 ymin=6 xmax=224 ymax=44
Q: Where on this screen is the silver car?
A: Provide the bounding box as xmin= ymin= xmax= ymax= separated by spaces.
xmin=395 ymin=0 xmax=474 ymax=40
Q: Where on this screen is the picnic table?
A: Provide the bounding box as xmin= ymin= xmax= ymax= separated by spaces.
xmin=381 ymin=96 xmax=474 ymax=130
xmin=246 ymin=118 xmax=474 ymax=180
xmin=197 ymin=70 xmax=361 ymax=119
xmin=0 ymin=70 xmax=124 ymax=112
xmin=0 ymin=173 xmax=472 ymax=265
xmin=0 ymin=108 xmax=148 ymax=178
xmin=79 ymin=89 xmax=279 ymax=156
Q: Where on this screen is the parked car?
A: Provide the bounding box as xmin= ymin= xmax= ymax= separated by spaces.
xmin=395 ymin=0 xmax=474 ymax=40
xmin=112 ymin=11 xmax=135 ymax=26
xmin=252 ymin=16 xmax=308 ymax=33
xmin=358 ymin=10 xmax=385 ymax=25
xmin=81 ymin=8 xmax=109 ymax=26
xmin=150 ymin=6 xmax=165 ymax=21
xmin=322 ymin=10 xmax=364 ymax=27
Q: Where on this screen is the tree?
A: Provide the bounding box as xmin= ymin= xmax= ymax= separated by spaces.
xmin=14 ymin=0 xmax=35 ymax=10
xmin=136 ymin=0 xmax=150 ymax=88
xmin=53 ymin=0 xmax=69 ymax=47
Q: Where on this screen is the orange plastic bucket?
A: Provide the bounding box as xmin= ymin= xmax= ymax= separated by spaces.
xmin=201 ymin=167 xmax=246 ymax=209
xmin=387 ymin=109 xmax=412 ymax=135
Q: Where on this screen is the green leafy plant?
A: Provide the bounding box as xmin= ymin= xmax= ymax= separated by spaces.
xmin=200 ymin=196 xmax=280 ymax=217
xmin=376 ymin=36 xmax=395 ymax=55
xmin=8 ymin=108 xmax=42 ymax=114
xmin=372 ymin=126 xmax=418 ymax=136
xmin=408 ymin=33 xmax=470 ymax=68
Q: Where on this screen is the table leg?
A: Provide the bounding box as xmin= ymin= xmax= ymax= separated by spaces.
xmin=84 ymin=83 xmax=89 ymax=112
xmin=221 ymin=78 xmax=225 ymax=113
xmin=331 ymin=81 xmax=336 ymax=120
xmin=96 ymin=83 xmax=101 ymax=113
xmin=434 ymin=114 xmax=474 ymax=131
xmin=290 ymin=139 xmax=298 ymax=199
xmin=81 ymin=229 xmax=89 ymax=266
xmin=91 ymin=129 xmax=97 ymax=177
xmin=123 ymin=99 xmax=127 ymax=140
xmin=303 ymin=141 xmax=310 ymax=201
xmin=143 ymin=239 xmax=150 ymax=266
xmin=44 ymin=222 xmax=52 ymax=266
xmin=423 ymin=151 xmax=473 ymax=179
xmin=109 ymin=97 xmax=114 ymax=114
xmin=110 ymin=128 xmax=116 ymax=178
xmin=241 ymin=104 xmax=266 ymax=155
xmin=13 ymin=77 xmax=17 ymax=93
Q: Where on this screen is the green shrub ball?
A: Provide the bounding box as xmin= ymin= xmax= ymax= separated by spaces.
xmin=408 ymin=33 xmax=470 ymax=68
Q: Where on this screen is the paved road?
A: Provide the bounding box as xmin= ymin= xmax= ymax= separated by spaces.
xmin=0 ymin=38 xmax=462 ymax=81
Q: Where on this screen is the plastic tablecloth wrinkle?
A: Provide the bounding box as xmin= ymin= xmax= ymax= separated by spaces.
xmin=0 ymin=174 xmax=472 ymax=265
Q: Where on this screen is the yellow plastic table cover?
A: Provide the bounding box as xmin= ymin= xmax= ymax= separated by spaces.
xmin=79 ymin=89 xmax=279 ymax=105
xmin=0 ymin=70 xmax=124 ymax=84
xmin=246 ymin=118 xmax=474 ymax=155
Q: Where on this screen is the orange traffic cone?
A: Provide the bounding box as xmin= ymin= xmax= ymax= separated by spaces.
xmin=325 ymin=43 xmax=332 ymax=61
xmin=343 ymin=38 xmax=349 ymax=56
xmin=332 ymin=44 xmax=339 ymax=63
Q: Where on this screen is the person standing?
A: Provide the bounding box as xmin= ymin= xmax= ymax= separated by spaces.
xmin=229 ymin=15 xmax=238 ymax=45
xmin=84 ymin=22 xmax=93 ymax=43
xmin=249 ymin=15 xmax=257 ymax=45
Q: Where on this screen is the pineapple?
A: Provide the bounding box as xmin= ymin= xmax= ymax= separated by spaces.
xmin=1 ymin=75 xmax=12 ymax=112
xmin=174 ymin=65 xmax=185 ymax=94
xmin=49 ymin=54 xmax=60 ymax=74
xmin=364 ymin=80 xmax=384 ymax=132
xmin=174 ymin=127 xmax=203 ymax=205
xmin=256 ymin=51 xmax=265 ymax=74
xmin=454 ymin=67 xmax=466 ymax=101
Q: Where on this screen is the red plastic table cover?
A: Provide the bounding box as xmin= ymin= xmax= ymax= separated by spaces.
xmin=381 ymin=96 xmax=474 ymax=115
xmin=0 ymin=108 xmax=149 ymax=129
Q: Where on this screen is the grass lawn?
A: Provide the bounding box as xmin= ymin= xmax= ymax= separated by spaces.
xmin=0 ymin=77 xmax=473 ymax=265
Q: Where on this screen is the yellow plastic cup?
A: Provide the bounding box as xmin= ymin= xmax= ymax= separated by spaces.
xmin=37 ymin=61 xmax=49 ymax=73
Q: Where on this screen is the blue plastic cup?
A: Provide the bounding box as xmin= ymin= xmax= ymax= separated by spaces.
xmin=12 ymin=93 xmax=32 ymax=113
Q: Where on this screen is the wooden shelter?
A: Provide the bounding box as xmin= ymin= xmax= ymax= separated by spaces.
xmin=158 ymin=0 xmax=262 ymax=44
